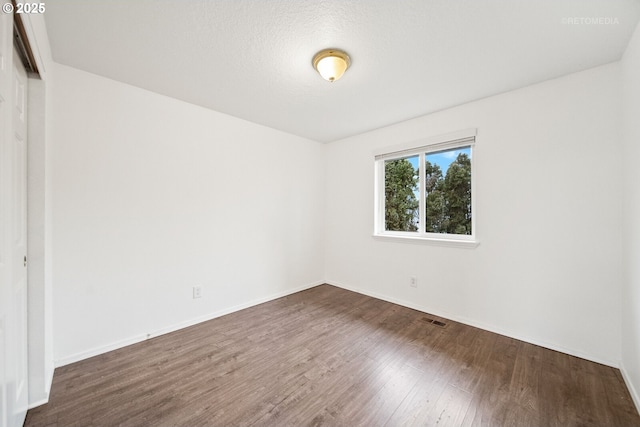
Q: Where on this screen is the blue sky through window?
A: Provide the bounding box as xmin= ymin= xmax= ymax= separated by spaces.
xmin=405 ymin=146 xmax=471 ymax=173
xmin=427 ymin=147 xmax=471 ymax=172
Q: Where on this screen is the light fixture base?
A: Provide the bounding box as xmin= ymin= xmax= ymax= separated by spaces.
xmin=312 ymin=48 xmax=351 ymax=82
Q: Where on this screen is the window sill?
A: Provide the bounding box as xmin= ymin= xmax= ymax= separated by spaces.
xmin=373 ymin=233 xmax=479 ymax=248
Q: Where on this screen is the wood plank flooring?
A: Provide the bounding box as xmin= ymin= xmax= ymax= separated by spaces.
xmin=25 ymin=284 xmax=640 ymax=427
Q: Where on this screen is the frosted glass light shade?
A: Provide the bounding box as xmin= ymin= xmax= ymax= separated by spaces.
xmin=313 ymin=49 xmax=351 ymax=82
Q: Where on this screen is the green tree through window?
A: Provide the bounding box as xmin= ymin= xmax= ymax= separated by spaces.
xmin=425 ymin=152 xmax=472 ymax=235
xmin=384 ymin=157 xmax=418 ymax=231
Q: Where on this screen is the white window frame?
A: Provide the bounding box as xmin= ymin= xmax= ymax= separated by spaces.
xmin=373 ymin=129 xmax=478 ymax=248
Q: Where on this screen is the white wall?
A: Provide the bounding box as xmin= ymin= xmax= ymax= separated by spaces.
xmin=51 ymin=63 xmax=325 ymax=365
xmin=325 ymin=63 xmax=623 ymax=366
xmin=621 ymin=21 xmax=640 ymax=411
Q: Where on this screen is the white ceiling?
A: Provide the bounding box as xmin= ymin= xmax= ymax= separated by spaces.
xmin=44 ymin=0 xmax=640 ymax=143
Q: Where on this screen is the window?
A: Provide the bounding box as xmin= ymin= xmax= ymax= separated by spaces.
xmin=374 ymin=129 xmax=477 ymax=246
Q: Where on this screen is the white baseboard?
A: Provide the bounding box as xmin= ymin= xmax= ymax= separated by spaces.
xmin=28 ymin=397 xmax=49 ymax=410
xmin=325 ymin=280 xmax=618 ymax=368
xmin=27 ymin=364 xmax=54 ymax=409
xmin=46 ymin=364 xmax=53 ymax=391
xmin=54 ymin=280 xmax=324 ymax=368
xmin=621 ymin=361 xmax=640 ymax=415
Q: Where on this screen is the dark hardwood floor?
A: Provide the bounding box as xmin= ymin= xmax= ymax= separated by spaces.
xmin=26 ymin=284 xmax=640 ymax=427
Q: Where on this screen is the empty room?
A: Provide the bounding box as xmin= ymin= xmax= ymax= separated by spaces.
xmin=2 ymin=0 xmax=640 ymax=426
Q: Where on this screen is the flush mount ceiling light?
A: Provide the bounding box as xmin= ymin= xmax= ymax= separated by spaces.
xmin=312 ymin=49 xmax=351 ymax=82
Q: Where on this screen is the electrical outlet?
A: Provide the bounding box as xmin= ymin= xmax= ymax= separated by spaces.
xmin=193 ymin=285 xmax=202 ymax=299
xmin=410 ymin=276 xmax=417 ymax=288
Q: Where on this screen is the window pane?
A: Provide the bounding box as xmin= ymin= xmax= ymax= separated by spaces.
xmin=425 ymin=147 xmax=472 ymax=235
xmin=384 ymin=156 xmax=419 ymax=231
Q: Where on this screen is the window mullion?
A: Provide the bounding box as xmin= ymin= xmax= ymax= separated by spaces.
xmin=418 ymin=152 xmax=425 ymax=234
xmin=376 ymin=160 xmax=385 ymax=234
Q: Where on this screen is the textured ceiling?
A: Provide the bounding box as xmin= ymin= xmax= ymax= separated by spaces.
xmin=44 ymin=0 xmax=640 ymax=142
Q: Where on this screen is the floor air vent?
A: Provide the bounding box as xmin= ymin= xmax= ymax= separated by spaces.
xmin=421 ymin=317 xmax=447 ymax=327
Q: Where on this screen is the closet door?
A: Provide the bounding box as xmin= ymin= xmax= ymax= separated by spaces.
xmin=0 ymin=11 xmax=29 ymax=427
